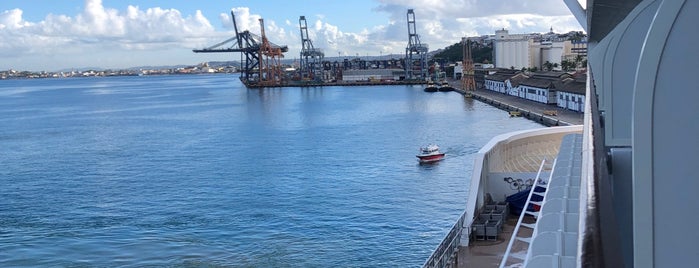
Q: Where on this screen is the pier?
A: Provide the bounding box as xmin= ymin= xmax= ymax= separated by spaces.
xmin=242 ymin=79 xmax=426 ymax=88
xmin=452 ymin=82 xmax=583 ymax=126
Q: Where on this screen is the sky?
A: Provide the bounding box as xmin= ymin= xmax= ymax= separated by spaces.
xmin=0 ymin=0 xmax=586 ymax=71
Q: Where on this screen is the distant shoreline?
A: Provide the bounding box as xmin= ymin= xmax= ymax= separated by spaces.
xmin=0 ymin=70 xmax=237 ymax=80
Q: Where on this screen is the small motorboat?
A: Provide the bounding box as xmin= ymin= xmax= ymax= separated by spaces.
xmin=416 ymin=144 xmax=446 ymax=163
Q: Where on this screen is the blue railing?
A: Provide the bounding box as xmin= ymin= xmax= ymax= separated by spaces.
xmin=422 ymin=211 xmax=467 ymax=268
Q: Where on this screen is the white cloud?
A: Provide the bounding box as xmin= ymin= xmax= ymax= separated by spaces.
xmin=0 ymin=0 xmax=222 ymax=70
xmin=279 ymin=0 xmax=583 ymax=60
xmin=0 ymin=0 xmax=584 ymax=71
xmin=228 ymin=7 xmax=261 ymax=34
xmin=376 ymin=0 xmax=574 ymax=18
xmin=0 ymin=8 xmax=31 ymax=30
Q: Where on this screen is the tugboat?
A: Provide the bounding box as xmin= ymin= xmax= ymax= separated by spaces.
xmin=438 ymin=81 xmax=454 ymax=92
xmin=424 ymin=82 xmax=438 ymax=92
xmin=416 ymin=144 xmax=446 ymax=163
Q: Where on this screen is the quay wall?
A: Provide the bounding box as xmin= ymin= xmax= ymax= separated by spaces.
xmin=243 ymin=77 xmax=579 ymax=127
xmin=455 ymin=88 xmax=572 ymax=127
xmin=243 ymin=79 xmax=425 ymax=88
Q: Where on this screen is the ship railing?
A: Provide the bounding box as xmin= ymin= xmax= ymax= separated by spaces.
xmin=499 ymin=157 xmax=554 ymax=268
xmin=422 ymin=210 xmax=467 ymax=268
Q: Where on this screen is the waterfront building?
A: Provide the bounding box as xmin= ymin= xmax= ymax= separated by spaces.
xmin=474 ymin=69 xmax=492 ymax=89
xmin=484 ymin=73 xmax=509 ymax=93
xmin=506 ymin=75 xmax=527 ymax=97
xmin=484 ymin=69 xmax=586 ymax=111
xmin=555 ymin=77 xmax=586 ymax=113
xmin=519 ymin=77 xmax=558 ymax=104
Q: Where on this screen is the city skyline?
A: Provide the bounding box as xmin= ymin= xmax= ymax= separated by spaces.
xmin=0 ymin=0 xmax=585 ymax=71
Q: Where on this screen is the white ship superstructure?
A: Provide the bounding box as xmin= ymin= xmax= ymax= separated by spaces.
xmin=423 ymin=0 xmax=699 ymax=267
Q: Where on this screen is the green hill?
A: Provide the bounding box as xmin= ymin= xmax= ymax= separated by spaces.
xmin=432 ymin=42 xmax=493 ymax=64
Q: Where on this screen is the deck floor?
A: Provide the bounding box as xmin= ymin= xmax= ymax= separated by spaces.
xmin=456 ymin=216 xmax=535 ymax=268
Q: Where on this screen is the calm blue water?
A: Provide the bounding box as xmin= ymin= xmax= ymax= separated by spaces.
xmin=0 ymin=74 xmax=542 ymax=267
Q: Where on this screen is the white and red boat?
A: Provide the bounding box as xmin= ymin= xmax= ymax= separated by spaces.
xmin=416 ymin=144 xmax=445 ymax=163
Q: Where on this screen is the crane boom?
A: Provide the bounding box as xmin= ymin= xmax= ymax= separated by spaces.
xmin=231 ymin=10 xmax=242 ymax=49
xmin=299 ymin=15 xmax=324 ymax=80
xmin=193 ymin=11 xmax=287 ymax=87
xmin=405 ymin=9 xmax=428 ymax=81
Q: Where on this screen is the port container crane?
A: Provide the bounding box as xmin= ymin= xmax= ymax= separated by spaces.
xmin=405 ymin=9 xmax=428 ymax=81
xmin=257 ymin=18 xmax=285 ymax=86
xmin=299 ymin=16 xmax=324 ymax=81
xmin=193 ymin=10 xmax=288 ymax=87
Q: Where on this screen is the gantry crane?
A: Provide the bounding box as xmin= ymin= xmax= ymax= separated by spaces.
xmin=462 ymin=39 xmax=476 ymax=93
xmin=405 ymin=9 xmax=428 ymax=81
xmin=193 ymin=11 xmax=288 ymax=87
xmin=299 ymin=16 xmax=324 ymax=81
xmin=258 ymin=18 xmax=285 ymax=85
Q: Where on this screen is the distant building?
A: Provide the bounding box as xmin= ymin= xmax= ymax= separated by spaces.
xmin=532 ymin=41 xmax=568 ymax=71
xmin=455 ymin=62 xmax=495 ymax=80
xmin=341 ymin=69 xmax=403 ymax=81
xmin=481 ymin=69 xmax=586 ymax=112
xmin=484 ymin=69 xmax=522 ymax=94
xmin=493 ymin=29 xmax=532 ymax=69
xmin=555 ymin=76 xmax=586 ymax=112
xmin=453 ymin=62 xmax=462 ymax=80
xmin=519 ymin=76 xmax=558 ymax=104
xmin=493 ymin=29 xmax=586 ymax=71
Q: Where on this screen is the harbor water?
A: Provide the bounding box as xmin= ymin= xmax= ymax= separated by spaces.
xmin=0 ymin=74 xmax=542 ymax=267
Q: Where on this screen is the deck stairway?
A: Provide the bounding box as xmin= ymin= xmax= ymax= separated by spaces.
xmin=499 ymin=134 xmax=583 ymax=268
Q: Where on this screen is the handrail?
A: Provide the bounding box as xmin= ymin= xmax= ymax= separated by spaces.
xmin=499 ymin=158 xmax=548 ymax=268
xmin=422 ymin=210 xmax=467 ymax=268
xmin=523 ymin=157 xmax=558 ymax=265
xmin=421 ymin=126 xmax=582 ymax=268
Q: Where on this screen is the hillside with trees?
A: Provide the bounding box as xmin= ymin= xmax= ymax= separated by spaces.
xmin=432 ymin=42 xmax=493 ymax=64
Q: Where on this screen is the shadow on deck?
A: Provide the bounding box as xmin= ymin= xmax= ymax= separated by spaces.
xmin=456 ymin=216 xmax=535 ymax=268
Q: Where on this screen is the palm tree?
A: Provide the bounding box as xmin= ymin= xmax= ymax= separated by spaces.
xmin=574 ymin=54 xmax=583 ymax=69
xmin=561 ymin=59 xmax=574 ymax=71
xmin=543 ymin=61 xmax=554 ymax=71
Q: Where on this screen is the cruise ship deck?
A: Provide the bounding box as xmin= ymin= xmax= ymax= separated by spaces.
xmin=460 ymin=133 xmax=582 ymax=268
xmin=424 ymin=0 xmax=699 ymax=267
xmin=421 ymin=126 xmax=582 ymax=268
xmin=456 ymin=216 xmax=533 ymax=268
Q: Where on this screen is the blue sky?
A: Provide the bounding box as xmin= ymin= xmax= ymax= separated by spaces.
xmin=0 ymin=0 xmax=585 ymax=71
xmin=0 ymin=1 xmax=389 ymax=32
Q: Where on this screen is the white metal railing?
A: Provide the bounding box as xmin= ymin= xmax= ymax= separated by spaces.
xmin=421 ymin=126 xmax=582 ymax=268
xmin=499 ymin=158 xmax=549 ymax=268
xmin=422 ymin=210 xmax=467 ymax=268
xmin=523 ymin=157 xmax=558 ymax=266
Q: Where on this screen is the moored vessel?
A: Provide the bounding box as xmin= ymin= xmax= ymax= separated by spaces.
xmin=424 ymin=82 xmax=438 ymax=92
xmin=438 ymin=81 xmax=454 ymax=92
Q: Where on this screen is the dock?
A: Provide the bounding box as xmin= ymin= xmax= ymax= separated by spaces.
xmin=242 ymin=79 xmax=426 ymax=88
xmin=451 ymin=82 xmax=583 ymax=126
